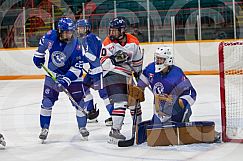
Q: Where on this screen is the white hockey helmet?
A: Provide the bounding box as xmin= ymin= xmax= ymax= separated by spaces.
xmin=154 ymin=46 xmax=174 ymax=72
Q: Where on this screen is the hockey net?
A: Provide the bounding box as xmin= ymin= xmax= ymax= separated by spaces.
xmin=219 ymin=41 xmax=243 ymax=143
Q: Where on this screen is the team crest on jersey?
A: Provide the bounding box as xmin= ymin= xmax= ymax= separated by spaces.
xmin=51 ymin=51 xmax=66 ymax=67
xmin=45 ymin=88 xmax=50 ymax=95
xmin=153 ymin=82 xmax=164 ymax=95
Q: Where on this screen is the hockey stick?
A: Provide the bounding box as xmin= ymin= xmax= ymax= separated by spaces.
xmin=41 ymin=64 xmax=98 ymax=120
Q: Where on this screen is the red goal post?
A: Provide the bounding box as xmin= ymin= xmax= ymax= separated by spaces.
xmin=219 ymin=41 xmax=243 ymax=143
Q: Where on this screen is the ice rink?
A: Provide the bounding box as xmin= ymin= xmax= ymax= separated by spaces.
xmin=1 ymin=75 xmax=243 ymax=161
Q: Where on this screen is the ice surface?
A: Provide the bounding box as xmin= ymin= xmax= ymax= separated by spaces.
xmin=1 ymin=75 xmax=243 ymax=161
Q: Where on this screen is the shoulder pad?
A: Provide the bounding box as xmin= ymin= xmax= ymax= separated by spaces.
xmin=45 ymin=30 xmax=58 ymax=40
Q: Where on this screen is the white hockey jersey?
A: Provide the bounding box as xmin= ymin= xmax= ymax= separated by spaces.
xmin=101 ymin=33 xmax=143 ymax=77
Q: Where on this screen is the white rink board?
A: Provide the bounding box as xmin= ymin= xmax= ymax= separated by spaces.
xmin=0 ymin=41 xmax=220 ymax=76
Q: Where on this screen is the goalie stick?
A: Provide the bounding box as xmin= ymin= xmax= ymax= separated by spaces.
xmin=41 ymin=64 xmax=99 ymax=120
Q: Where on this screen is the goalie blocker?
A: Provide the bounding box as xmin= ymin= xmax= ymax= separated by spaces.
xmin=136 ymin=120 xmax=216 ymax=146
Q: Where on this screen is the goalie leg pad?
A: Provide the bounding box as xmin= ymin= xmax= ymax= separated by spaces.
xmin=146 ymin=121 xmax=215 ymax=146
xmin=136 ymin=120 xmax=153 ymax=144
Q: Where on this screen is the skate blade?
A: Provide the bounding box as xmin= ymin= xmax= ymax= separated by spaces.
xmin=40 ymin=139 xmax=46 ymax=144
xmin=105 ymin=122 xmax=112 ymax=126
xmin=87 ymin=119 xmax=98 ymax=123
xmin=107 ymin=137 xmax=124 ymax=144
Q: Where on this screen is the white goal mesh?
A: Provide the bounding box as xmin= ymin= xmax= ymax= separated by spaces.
xmin=219 ymin=41 xmax=243 ymax=142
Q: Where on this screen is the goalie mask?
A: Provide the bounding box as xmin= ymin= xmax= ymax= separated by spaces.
xmin=154 ymin=46 xmax=173 ymax=73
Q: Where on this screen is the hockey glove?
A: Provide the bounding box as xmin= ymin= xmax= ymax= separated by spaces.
xmin=110 ymin=50 xmax=129 ymax=65
xmin=56 ymin=78 xmax=69 ymax=92
xmin=33 ymin=56 xmax=45 ymax=69
xmin=154 ymin=94 xmax=173 ymax=111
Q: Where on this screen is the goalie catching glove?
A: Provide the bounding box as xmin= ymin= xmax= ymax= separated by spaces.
xmin=127 ymin=85 xmax=145 ymax=107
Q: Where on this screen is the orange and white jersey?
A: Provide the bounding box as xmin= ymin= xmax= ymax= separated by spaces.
xmin=101 ymin=33 xmax=143 ymax=76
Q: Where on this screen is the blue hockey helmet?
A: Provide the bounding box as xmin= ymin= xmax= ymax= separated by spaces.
xmin=57 ymin=17 xmax=75 ymax=42
xmin=76 ymin=19 xmax=92 ymax=37
xmin=57 ymin=17 xmax=75 ymax=31
xmin=76 ymin=19 xmax=91 ymax=29
xmin=109 ymin=17 xmax=127 ymax=41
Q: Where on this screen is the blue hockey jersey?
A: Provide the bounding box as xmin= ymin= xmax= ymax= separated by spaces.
xmin=35 ymin=30 xmax=84 ymax=84
xmin=137 ymin=63 xmax=197 ymax=108
xmin=80 ymin=32 xmax=102 ymax=78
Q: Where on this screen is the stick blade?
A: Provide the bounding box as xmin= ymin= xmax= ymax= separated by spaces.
xmin=118 ymin=137 xmax=135 ymax=147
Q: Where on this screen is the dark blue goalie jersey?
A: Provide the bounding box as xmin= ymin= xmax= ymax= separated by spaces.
xmin=35 ymin=30 xmax=84 ymax=82
xmin=137 ymin=63 xmax=197 ymax=108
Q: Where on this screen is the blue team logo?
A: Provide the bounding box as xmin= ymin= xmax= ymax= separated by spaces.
xmin=45 ymin=88 xmax=50 ymax=95
xmin=51 ymin=51 xmax=66 ymax=67
xmin=153 ymin=82 xmax=164 ymax=95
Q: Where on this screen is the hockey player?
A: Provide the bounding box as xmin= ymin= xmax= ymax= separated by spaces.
xmin=136 ymin=46 xmax=197 ymax=124
xmin=0 ymin=133 xmax=6 ymax=147
xmin=76 ymin=19 xmax=114 ymax=124
xmin=76 ymin=19 xmax=103 ymax=123
xmin=33 ymin=17 xmax=89 ymax=142
xmin=101 ymin=17 xmax=144 ymax=142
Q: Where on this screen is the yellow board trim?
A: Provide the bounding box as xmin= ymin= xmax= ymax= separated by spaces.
xmin=0 ymin=71 xmax=219 ymax=80
xmin=0 ymin=75 xmax=45 ymax=80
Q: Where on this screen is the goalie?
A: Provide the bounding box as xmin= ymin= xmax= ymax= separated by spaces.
xmin=136 ymin=46 xmax=197 ymax=124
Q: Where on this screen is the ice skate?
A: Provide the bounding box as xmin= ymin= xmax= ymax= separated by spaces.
xmin=105 ymin=117 xmax=113 ymax=126
xmin=0 ymin=134 xmax=6 ymax=148
xmin=39 ymin=128 xmax=49 ymax=143
xmin=108 ymin=128 xmax=126 ymax=144
xmin=79 ymin=127 xmax=89 ymax=141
